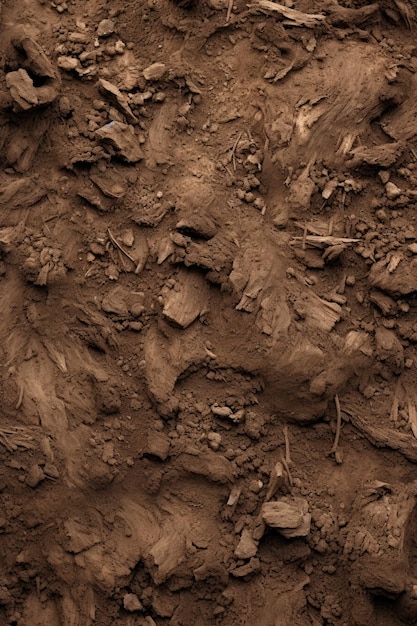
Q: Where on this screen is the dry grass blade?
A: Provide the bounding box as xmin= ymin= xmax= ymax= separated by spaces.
xmin=291 ymin=235 xmax=359 ymax=247
xmin=226 ymin=0 xmax=234 ymax=23
xmin=248 ymin=0 xmax=326 ymax=26
xmin=107 ymin=228 xmax=136 ymax=264
xmin=330 ymin=394 xmax=342 ymax=454
xmin=408 ymin=397 xmax=417 ymax=439
xmin=283 ymin=425 xmax=292 ymax=466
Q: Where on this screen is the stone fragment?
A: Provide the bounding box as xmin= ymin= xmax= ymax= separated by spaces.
xmin=375 ymin=326 xmax=404 ymax=374
xmin=347 ymin=142 xmax=403 ymax=169
xmin=230 ymin=557 xmax=261 ymax=578
xmin=408 ymin=243 xmax=417 ymax=254
xmin=211 ymin=405 xmax=232 ymax=418
xmin=369 ymin=290 xmax=397 ymax=316
xmin=97 ymin=19 xmax=115 ymax=37
xmin=57 ymin=56 xmax=80 ymax=71
xmin=123 ymin=593 xmax=143 ymax=612
xmin=177 ymin=448 xmax=233 ymax=484
xmin=234 ymin=529 xmax=258 ymax=559
xmin=0 ymin=178 xmax=46 ymax=209
xmin=176 ymin=214 xmax=218 ymax=240
xmin=385 ymin=181 xmax=402 ymax=200
xmin=90 ymin=167 xmax=128 ymax=198
xmin=207 ymin=432 xmax=222 ymax=451
xmin=143 ymin=62 xmax=166 ymax=81
xmin=6 ymin=69 xmax=38 ymax=110
xmin=262 ymin=498 xmax=311 ymax=538
xmin=378 ymin=170 xmax=390 ymax=184
xmin=145 ymin=431 xmax=170 ymax=461
xmin=6 ymin=36 xmax=61 ymax=110
xmin=96 ymin=121 xmax=144 ymax=163
xmin=97 ymin=79 xmax=137 ymax=123
xmin=26 ymin=464 xmax=45 ymax=488
xmin=369 ymin=256 xmax=417 ymax=296
xmin=102 ymin=286 xmax=144 ymax=317
xmin=162 ymin=269 xmax=210 ymax=329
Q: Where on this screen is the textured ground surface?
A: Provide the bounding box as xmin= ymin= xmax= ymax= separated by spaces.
xmin=2 ymin=0 xmax=417 ymax=624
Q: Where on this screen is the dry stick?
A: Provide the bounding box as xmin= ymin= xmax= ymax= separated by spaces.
xmin=107 ymin=228 xmax=136 ymax=264
xmin=328 ymin=215 xmax=334 ymax=236
xmin=16 ymin=385 xmax=24 ymax=410
xmin=0 ymin=433 xmax=16 ymax=453
xmin=283 ymin=425 xmax=292 ymax=466
xmin=231 ymin=131 xmax=242 ymax=171
xmin=281 ymin=456 xmax=293 ymax=487
xmin=301 ymin=222 xmax=308 ymax=250
xmin=226 ymin=0 xmax=234 ymax=22
xmin=330 ymin=394 xmax=342 ymax=454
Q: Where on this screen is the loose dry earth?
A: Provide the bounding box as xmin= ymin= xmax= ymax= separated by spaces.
xmin=2 ymin=0 xmax=417 ymax=624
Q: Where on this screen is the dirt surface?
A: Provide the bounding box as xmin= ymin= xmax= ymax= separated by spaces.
xmin=3 ymin=0 xmax=417 ymax=624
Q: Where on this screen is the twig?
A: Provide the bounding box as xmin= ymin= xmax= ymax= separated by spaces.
xmin=0 ymin=433 xmax=16 ymax=453
xmin=330 ymin=394 xmax=342 ymax=454
xmin=301 ymin=222 xmax=308 ymax=250
xmin=16 ymin=385 xmax=24 ymax=410
xmin=408 ymin=396 xmax=417 ymax=439
xmin=281 ymin=456 xmax=293 ymax=487
xmin=231 ymin=131 xmax=242 ymax=171
xmin=283 ymin=425 xmax=292 ymax=466
xmin=328 ymin=216 xmax=334 ymax=236
xmin=248 ymin=0 xmax=326 ymax=26
xmin=291 ymin=235 xmax=359 ymax=247
xmin=226 ymin=0 xmax=234 ymax=22
xmin=107 ymin=229 xmax=136 ymax=264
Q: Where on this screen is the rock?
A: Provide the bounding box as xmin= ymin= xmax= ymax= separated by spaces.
xmin=177 ymin=448 xmax=234 ymax=484
xmin=369 ymin=256 xmax=417 ymax=295
xmin=6 ymin=69 xmax=38 ymax=110
xmin=385 ymin=181 xmax=402 ymax=199
xmin=77 ymin=182 xmax=114 ymax=212
xmin=97 ymin=79 xmax=138 ymax=124
xmin=211 ymin=405 xmax=233 ymax=418
xmin=408 ymin=243 xmax=417 ymax=254
xmin=293 ymin=248 xmax=325 ymax=269
xmin=90 ymin=167 xmax=128 ymax=198
xmin=6 ymin=36 xmax=61 ymax=110
xmin=230 ymin=557 xmax=261 ymax=578
xmin=288 ymin=169 xmax=316 ymax=211
xmin=378 ymin=170 xmax=390 ymax=184
xmin=207 ymin=432 xmax=222 ymax=451
xmin=143 ymin=62 xmax=167 ymax=81
xmin=369 ymin=290 xmax=397 ymax=316
xmin=145 ymin=431 xmax=170 ymax=461
xmin=162 ymin=269 xmax=210 ymax=329
xmin=176 ymin=214 xmax=218 ymax=240
xmin=97 ymin=19 xmax=115 ymax=37
xmin=234 ymin=529 xmax=258 ymax=559
xmin=262 ymin=498 xmax=311 ymax=538
xmin=375 ymin=326 xmax=404 ymax=374
xmin=123 ymin=593 xmax=143 ymax=612
xmin=0 ymin=178 xmax=46 ymax=209
xmin=57 ymin=56 xmax=80 ymax=71
xmin=26 ymin=464 xmax=46 ymax=488
xmin=347 ymin=142 xmax=403 ymax=169
xmin=96 ymin=122 xmax=144 ymax=163
xmin=101 ymin=286 xmax=144 ymax=317
xmin=357 ymin=558 xmax=406 ymax=597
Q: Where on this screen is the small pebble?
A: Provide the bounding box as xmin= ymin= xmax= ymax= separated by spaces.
xmin=97 ymin=19 xmax=115 ymax=37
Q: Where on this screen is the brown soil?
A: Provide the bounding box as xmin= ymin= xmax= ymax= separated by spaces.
xmin=1 ymin=0 xmax=417 ymax=624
